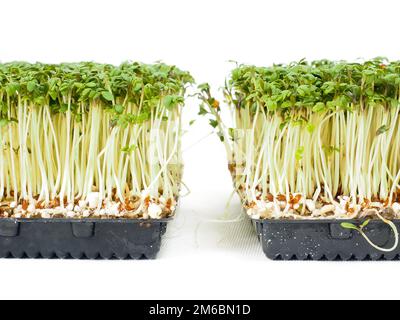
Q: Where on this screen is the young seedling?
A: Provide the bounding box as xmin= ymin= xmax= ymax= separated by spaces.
xmin=0 ymin=62 xmax=193 ymax=219
xmin=341 ymin=214 xmax=399 ymax=252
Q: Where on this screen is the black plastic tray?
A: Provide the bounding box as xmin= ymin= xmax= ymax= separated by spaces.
xmin=0 ymin=218 xmax=170 ymax=260
xmin=253 ymin=219 xmax=400 ymax=261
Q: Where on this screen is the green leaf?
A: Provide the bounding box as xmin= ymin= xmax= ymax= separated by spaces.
xmin=132 ymin=81 xmax=143 ymax=92
xmin=297 ymin=85 xmax=310 ymax=97
xmin=292 ymin=118 xmax=307 ymax=127
xmin=377 ymin=125 xmax=390 ymax=136
xmin=322 ymin=82 xmax=336 ymax=95
xmin=360 ymin=219 xmax=371 ymax=229
xmin=27 ymin=81 xmax=36 ymax=93
xmin=164 ymin=95 xmax=184 ymax=111
xmin=279 ymin=119 xmax=290 ymax=130
xmin=363 ymin=69 xmax=376 ymax=76
xmin=114 ymin=104 xmax=125 ymax=114
xmin=228 ymin=128 xmax=235 ymax=140
xmin=281 ymin=101 xmax=292 ymax=109
xmin=164 ymin=95 xmax=174 ymax=109
xmin=34 ymin=96 xmax=46 ymax=105
xmin=198 ymin=83 xmax=210 ymax=91
xmin=0 ymin=119 xmax=10 ymax=128
xmin=90 ymin=90 xmax=99 ymax=99
xmin=295 ymin=147 xmax=305 ymax=161
xmin=341 ymin=222 xmax=359 ymax=231
xmin=198 ymin=105 xmax=208 ymax=116
xmin=49 ymin=90 xmax=58 ymax=100
xmin=6 ymin=83 xmax=19 ymax=96
xmin=134 ymin=112 xmax=150 ymax=124
xmin=75 ymin=113 xmax=83 ymax=123
xmin=323 ymin=145 xmax=340 ymax=155
xmin=101 ymin=91 xmax=114 ymax=102
xmin=209 ymin=119 xmax=219 ymax=128
xmin=81 ymin=88 xmax=91 ymax=97
xmin=306 ymin=123 xmax=316 ymax=134
xmin=189 ymin=120 xmax=196 ymax=126
xmin=313 ymin=102 xmax=326 ymax=113
xmin=121 ymin=144 xmax=137 ymax=154
xmin=265 ymin=99 xmax=278 ymax=111
xmin=60 ymin=104 xmax=69 ymax=113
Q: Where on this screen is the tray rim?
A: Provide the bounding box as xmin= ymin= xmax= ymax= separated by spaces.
xmin=251 ymin=218 xmax=400 ymax=224
xmin=0 ymin=217 xmax=173 ymax=224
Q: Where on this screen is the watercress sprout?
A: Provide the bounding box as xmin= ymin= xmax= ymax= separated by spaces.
xmin=198 ymin=59 xmax=400 ymax=226
xmin=0 ymin=61 xmax=193 ymax=219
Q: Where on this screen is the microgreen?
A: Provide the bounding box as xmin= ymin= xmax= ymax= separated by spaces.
xmin=0 ymin=61 xmax=193 ymax=217
xmin=197 ymin=58 xmax=400 ymax=221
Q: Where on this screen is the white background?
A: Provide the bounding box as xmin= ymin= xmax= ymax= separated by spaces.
xmin=1 ymin=0 xmax=400 ymax=300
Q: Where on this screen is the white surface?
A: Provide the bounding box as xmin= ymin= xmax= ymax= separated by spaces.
xmin=1 ymin=0 xmax=400 ymax=300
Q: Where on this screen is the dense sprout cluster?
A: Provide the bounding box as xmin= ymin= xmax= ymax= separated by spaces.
xmin=228 ymin=58 xmax=400 ymax=115
xmin=199 ymin=59 xmax=400 ymax=220
xmin=0 ymin=62 xmax=193 ymax=219
xmin=0 ymin=62 xmax=193 ymax=124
